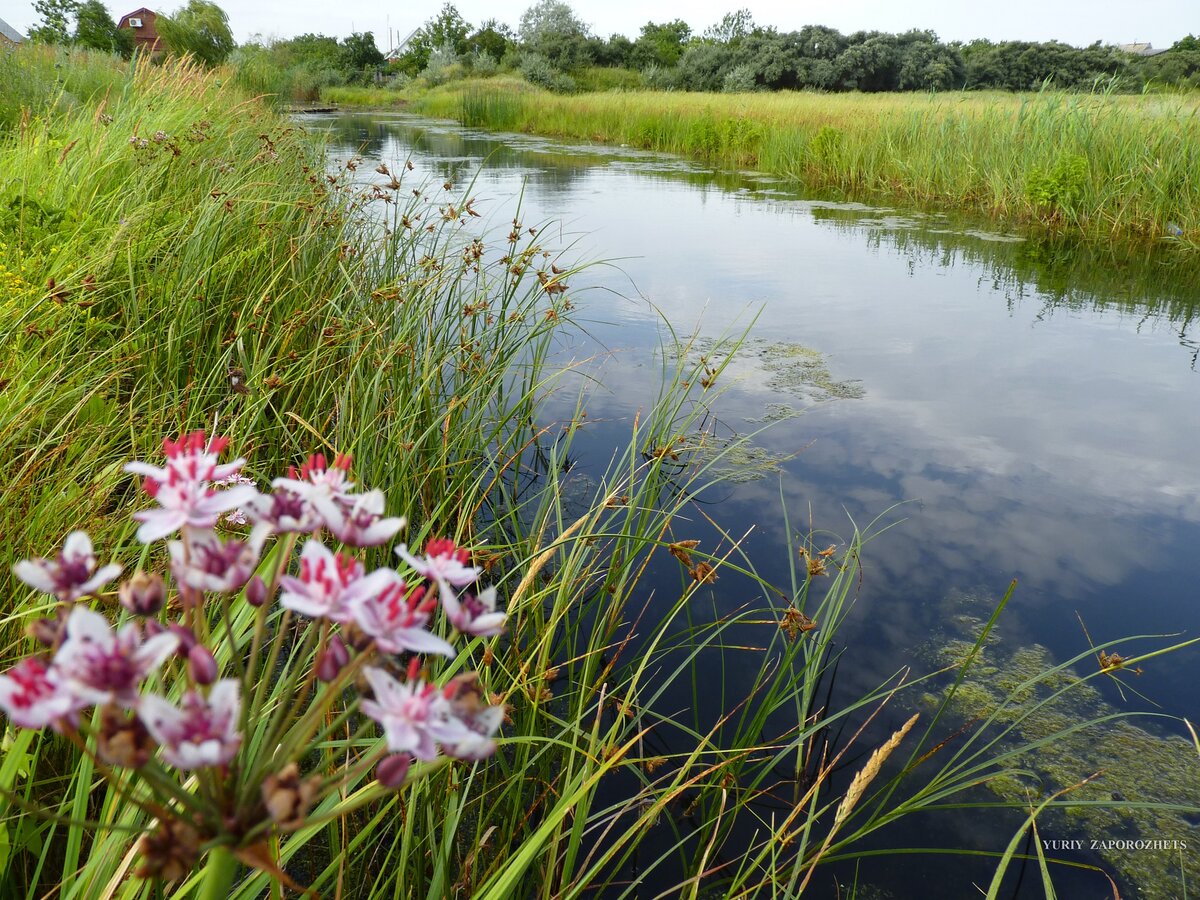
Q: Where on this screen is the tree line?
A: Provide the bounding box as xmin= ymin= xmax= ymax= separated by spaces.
xmin=25 ymin=0 xmax=1200 ymax=93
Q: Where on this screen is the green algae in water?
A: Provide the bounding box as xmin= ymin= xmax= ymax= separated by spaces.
xmin=682 ymin=337 xmax=865 ymax=404
xmin=677 ymin=431 xmax=790 ymax=483
xmin=920 ymin=620 xmax=1200 ymax=898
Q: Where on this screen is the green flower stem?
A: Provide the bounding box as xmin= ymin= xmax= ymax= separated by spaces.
xmin=198 ymin=845 xmax=238 ymax=900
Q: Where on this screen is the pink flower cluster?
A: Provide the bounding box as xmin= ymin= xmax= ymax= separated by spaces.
xmin=3 ymin=431 xmax=508 ymax=792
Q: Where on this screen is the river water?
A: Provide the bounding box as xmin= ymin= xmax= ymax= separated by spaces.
xmin=309 ymin=111 xmax=1200 ymax=898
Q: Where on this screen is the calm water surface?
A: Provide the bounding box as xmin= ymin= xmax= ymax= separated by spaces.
xmin=310 ymin=111 xmax=1200 ymax=897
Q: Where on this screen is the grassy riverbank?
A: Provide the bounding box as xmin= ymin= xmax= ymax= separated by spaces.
xmin=4 ymin=45 xmax=1200 ymax=898
xmin=411 ymin=79 xmax=1200 ymax=244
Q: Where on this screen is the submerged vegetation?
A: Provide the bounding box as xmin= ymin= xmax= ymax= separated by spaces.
xmin=2 ymin=43 xmax=1199 ymax=899
xmin=415 ymin=82 xmax=1200 ymax=244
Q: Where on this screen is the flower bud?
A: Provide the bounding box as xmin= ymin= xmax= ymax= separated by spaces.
xmin=245 ymin=575 xmax=268 ymax=607
xmin=135 ymin=819 xmax=200 ymax=882
xmin=315 ymin=634 xmax=350 ymax=682
xmin=168 ymin=623 xmax=198 ymax=655
xmin=97 ymin=705 xmax=154 ymax=768
xmin=376 ymin=752 xmax=412 ymax=788
xmin=27 ymin=615 xmax=64 ymax=648
xmin=119 ymin=571 xmax=166 ymax=616
xmin=262 ymin=762 xmax=319 ymax=829
xmin=187 ymin=645 xmax=219 ymax=685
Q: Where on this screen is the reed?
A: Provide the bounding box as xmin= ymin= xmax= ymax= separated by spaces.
xmin=417 ymin=81 xmax=1200 ymax=244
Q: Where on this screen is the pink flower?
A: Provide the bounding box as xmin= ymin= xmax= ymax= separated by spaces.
xmin=138 ymin=680 xmax=242 ymax=769
xmin=125 ymin=431 xmax=258 ymax=543
xmin=395 ymin=537 xmax=481 ymax=609
xmin=279 ymin=540 xmax=389 ymax=623
xmin=271 ymin=452 xmax=355 ymax=506
xmin=13 ymin=531 xmax=122 ymax=602
xmin=168 ymin=525 xmax=268 ymax=594
xmin=0 ymin=657 xmax=82 ymax=731
xmin=312 ymin=489 xmax=405 ymax=548
xmin=438 ymin=674 xmax=504 ymax=760
xmin=360 ymin=666 xmax=461 ymax=761
xmin=351 ymin=578 xmax=455 ymax=657
xmin=247 ymin=483 xmax=323 ymax=534
xmin=214 ymin=472 xmax=257 ymax=526
xmin=443 ymin=586 xmax=507 ymax=637
xmin=53 ymin=606 xmax=179 ymax=708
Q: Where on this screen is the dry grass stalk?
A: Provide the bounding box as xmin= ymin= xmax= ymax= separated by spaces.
xmin=834 ymin=712 xmax=919 ymax=830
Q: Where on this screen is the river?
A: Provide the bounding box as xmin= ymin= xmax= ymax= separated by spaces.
xmin=307 ymin=110 xmax=1200 ymax=898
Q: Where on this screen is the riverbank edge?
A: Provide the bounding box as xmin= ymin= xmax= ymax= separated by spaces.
xmin=347 ymin=79 xmax=1200 ymax=249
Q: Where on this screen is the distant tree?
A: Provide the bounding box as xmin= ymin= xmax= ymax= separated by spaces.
xmin=396 ymin=4 xmax=472 ymax=75
xmin=28 ymin=0 xmax=80 ymax=44
xmin=518 ymin=0 xmax=591 ymax=70
xmin=278 ymin=33 xmax=343 ymax=70
xmin=158 ymin=0 xmax=235 ymax=67
xmin=676 ymin=41 xmax=734 ymax=90
xmin=340 ymin=31 xmax=384 ymax=74
xmin=73 ymin=0 xmax=133 ymax=56
xmin=703 ymin=9 xmax=754 ymax=45
xmin=468 ymin=19 xmax=515 ymax=63
xmin=588 ymin=34 xmax=633 ymax=68
xmin=631 ymin=19 xmax=691 ymax=68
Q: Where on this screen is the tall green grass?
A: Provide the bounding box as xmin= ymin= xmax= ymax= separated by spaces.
xmin=2 ymin=45 xmax=1199 ymax=899
xmin=419 ymin=82 xmax=1200 ymax=243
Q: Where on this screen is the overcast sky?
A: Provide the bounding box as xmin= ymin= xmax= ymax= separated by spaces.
xmin=1 ymin=0 xmax=1193 ymax=51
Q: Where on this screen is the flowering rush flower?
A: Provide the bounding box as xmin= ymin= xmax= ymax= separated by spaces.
xmin=168 ymin=525 xmax=269 ymax=594
xmin=13 ymin=531 xmax=122 ymax=602
xmin=444 ymin=586 xmax=507 ymax=638
xmin=279 ymin=539 xmax=391 ymax=624
xmin=439 ymin=674 xmax=505 ymax=760
xmin=395 ymin=537 xmax=481 ymax=605
xmin=213 ymin=472 xmax=257 ymax=526
xmin=247 ymin=482 xmax=323 ymax=534
xmin=138 ymin=680 xmax=242 ymax=770
xmin=360 ymin=666 xmax=456 ymax=761
xmin=124 ymin=431 xmax=258 ymax=543
xmin=313 ymin=489 xmax=405 ymax=548
xmin=351 ymin=578 xmax=455 ymax=657
xmin=53 ymin=606 xmax=179 ymax=708
xmin=272 ymin=452 xmax=356 ymax=506
xmin=0 ymin=657 xmax=83 ymax=731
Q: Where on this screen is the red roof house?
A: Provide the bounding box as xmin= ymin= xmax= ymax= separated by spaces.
xmin=118 ymin=8 xmax=163 ymax=55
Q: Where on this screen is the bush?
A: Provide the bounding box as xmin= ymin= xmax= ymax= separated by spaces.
xmin=642 ymin=63 xmax=681 ymax=91
xmin=519 ymin=53 xmax=576 ymax=93
xmin=422 ymin=44 xmax=464 ymax=87
xmin=722 ymin=64 xmax=757 ymax=93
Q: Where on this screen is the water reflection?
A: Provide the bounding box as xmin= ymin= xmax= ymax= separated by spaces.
xmin=306 ymin=110 xmax=1200 ymax=895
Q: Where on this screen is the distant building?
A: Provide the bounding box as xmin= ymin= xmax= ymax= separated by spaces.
xmin=0 ymin=17 xmax=26 ymax=46
xmin=1119 ymin=42 xmax=1169 ymax=57
xmin=384 ymin=28 xmax=419 ymax=64
xmin=118 ymin=8 xmax=163 ymax=55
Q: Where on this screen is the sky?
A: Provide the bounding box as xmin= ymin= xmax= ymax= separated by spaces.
xmin=0 ymin=0 xmax=1194 ymax=52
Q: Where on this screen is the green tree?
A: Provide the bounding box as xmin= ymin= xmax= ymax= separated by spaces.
xmin=703 ymin=9 xmax=754 ymax=45
xmin=395 ymin=4 xmax=472 ymax=75
xmin=468 ymin=19 xmax=515 ymax=63
xmin=631 ymin=19 xmax=691 ymax=68
xmin=518 ymin=0 xmax=591 ymax=70
xmin=158 ymin=0 xmax=235 ymax=67
xmin=73 ymin=0 xmax=133 ymax=56
xmin=339 ymin=32 xmax=385 ymax=80
xmin=28 ymin=0 xmax=80 ymax=44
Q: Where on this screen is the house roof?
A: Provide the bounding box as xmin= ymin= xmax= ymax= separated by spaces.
xmin=119 ymin=8 xmax=157 ymax=24
xmin=0 ymin=17 xmax=26 ymax=43
xmin=1119 ymin=42 xmax=1168 ymax=57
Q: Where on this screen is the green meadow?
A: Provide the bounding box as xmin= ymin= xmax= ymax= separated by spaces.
xmin=406 ymin=79 xmax=1200 ymax=244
